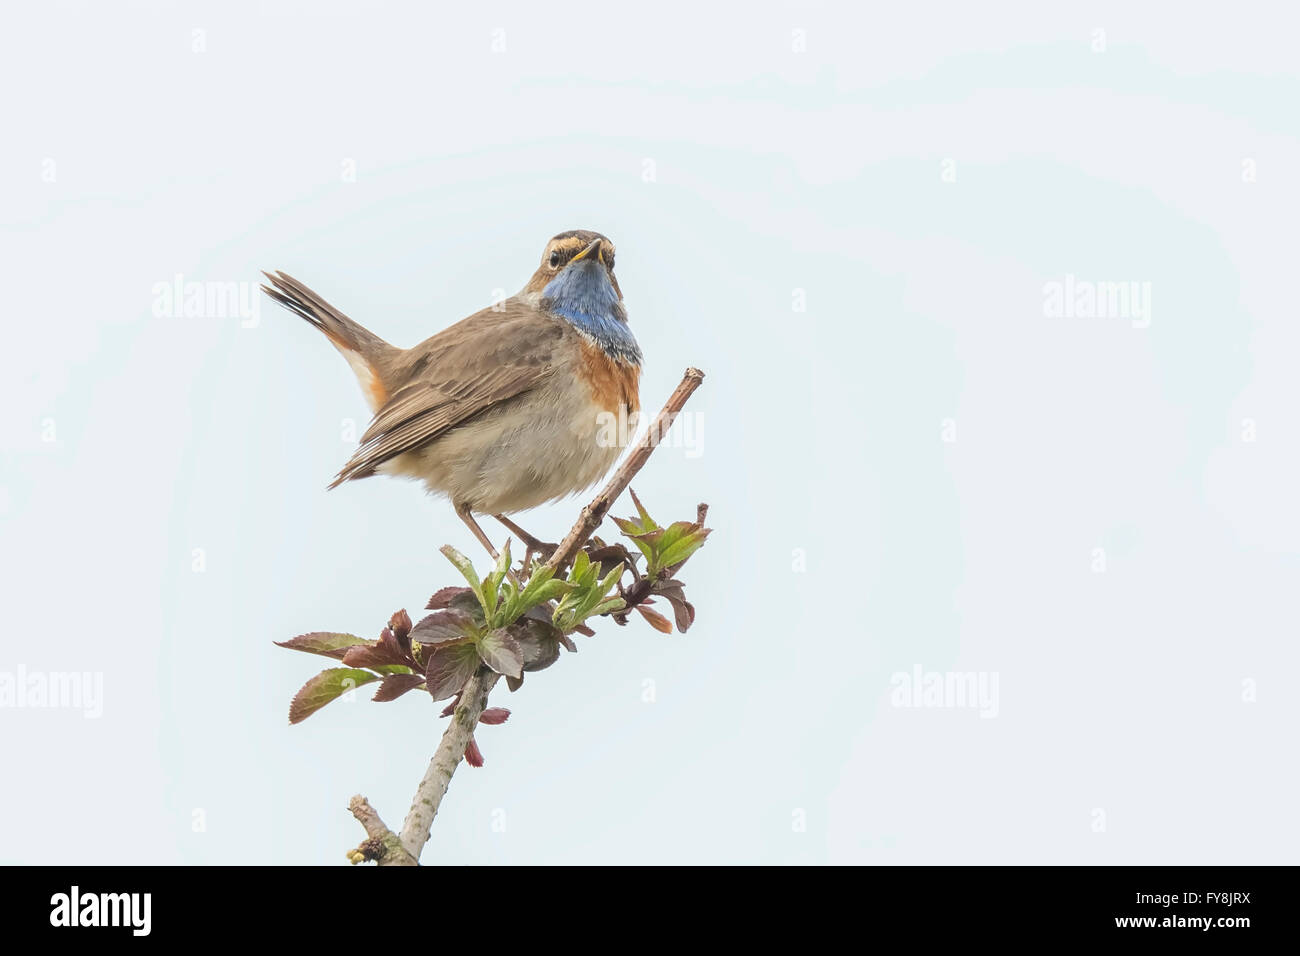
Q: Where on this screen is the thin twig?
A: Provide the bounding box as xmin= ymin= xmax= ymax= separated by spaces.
xmin=361 ymin=366 xmax=705 ymax=864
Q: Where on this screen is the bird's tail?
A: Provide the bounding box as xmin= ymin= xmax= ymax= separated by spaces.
xmin=260 ymin=270 xmax=399 ymax=412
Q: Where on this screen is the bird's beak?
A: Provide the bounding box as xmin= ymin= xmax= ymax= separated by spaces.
xmin=570 ymin=238 xmax=604 ymax=265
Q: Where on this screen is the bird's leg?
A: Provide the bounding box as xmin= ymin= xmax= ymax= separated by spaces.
xmin=493 ymin=514 xmax=559 ymax=568
xmin=455 ymin=504 xmax=523 ymax=586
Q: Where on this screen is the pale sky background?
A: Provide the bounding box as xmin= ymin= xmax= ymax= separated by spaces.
xmin=2 ymin=1 xmax=1297 ymax=864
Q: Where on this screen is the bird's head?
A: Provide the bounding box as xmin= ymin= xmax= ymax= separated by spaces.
xmin=518 ymin=229 xmax=639 ymax=361
xmin=523 ymin=230 xmax=625 ymax=324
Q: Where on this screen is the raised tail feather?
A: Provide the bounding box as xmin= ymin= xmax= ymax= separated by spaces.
xmin=260 ymin=270 xmax=399 ymax=413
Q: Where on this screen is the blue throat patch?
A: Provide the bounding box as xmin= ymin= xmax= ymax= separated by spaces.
xmin=541 ymin=261 xmax=642 ymax=364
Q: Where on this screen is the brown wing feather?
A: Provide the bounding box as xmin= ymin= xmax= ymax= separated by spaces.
xmin=329 ymin=301 xmax=566 ymax=487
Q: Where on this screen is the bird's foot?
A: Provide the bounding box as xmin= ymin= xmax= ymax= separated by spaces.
xmin=492 ymin=514 xmax=559 ymax=571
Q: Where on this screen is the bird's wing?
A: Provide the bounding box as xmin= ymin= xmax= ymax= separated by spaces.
xmin=329 ymin=301 xmax=567 ymax=487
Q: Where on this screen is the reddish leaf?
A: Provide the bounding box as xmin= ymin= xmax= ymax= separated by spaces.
xmin=275 ymin=632 xmax=368 ymax=660
xmin=379 ymin=625 xmax=409 ymax=660
xmin=479 ymin=707 xmax=511 ymax=725
xmin=654 ymin=579 xmax=696 ymax=632
xmin=411 ymin=609 xmax=478 ymax=646
xmin=635 ymin=604 xmax=674 ymax=634
xmin=425 ymin=641 xmax=480 ymax=700
xmin=342 ymin=636 xmax=410 ymax=670
xmin=478 ymin=628 xmax=524 ymax=679
xmin=508 ymin=617 xmax=562 ymax=673
xmin=388 ymin=609 xmax=413 ymax=648
xmin=668 ymin=596 xmax=695 ymax=631
xmin=586 ymin=542 xmax=638 ymax=579
xmin=372 ymin=673 xmax=425 ymax=702
xmin=448 ymin=590 xmax=487 ymax=619
xmin=439 ymin=694 xmax=461 ymax=718
xmin=427 ymin=587 xmax=471 ymax=610
xmin=464 ymin=736 xmax=484 ymax=768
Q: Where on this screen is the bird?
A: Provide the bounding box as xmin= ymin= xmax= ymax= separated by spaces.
xmin=260 ymin=230 xmax=641 ymax=561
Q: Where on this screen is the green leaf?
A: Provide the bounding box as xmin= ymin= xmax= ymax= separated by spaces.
xmin=275 ymin=632 xmax=369 ymax=660
xmin=440 ymin=545 xmax=487 ymax=614
xmin=578 ymin=563 xmax=624 ymax=617
xmin=288 ymin=668 xmax=379 ymax=724
xmin=424 ymin=641 xmax=480 ymax=700
xmin=628 ymin=487 xmax=658 ymax=531
xmin=629 ymin=540 xmax=658 ymax=565
xmin=480 ymin=540 xmax=512 ymax=624
xmin=499 ymin=565 xmax=543 ymax=625
xmin=517 ymin=577 xmax=568 ymax=616
xmin=514 ymin=564 xmax=561 ymax=612
xmin=621 ymin=530 xmax=660 ymax=565
xmin=597 ymin=562 xmax=624 ymax=597
xmin=551 ymin=557 xmax=625 ymax=630
xmin=654 ymin=525 xmax=712 ymax=571
xmin=498 ymin=575 xmax=519 ymax=615
xmin=478 ymin=628 xmax=524 ymax=679
xmin=590 ymin=596 xmax=626 ymax=617
xmin=650 ymin=520 xmax=692 ymax=557
xmin=612 ymin=515 xmax=649 ymax=536
xmin=494 ymin=539 xmax=512 ymax=582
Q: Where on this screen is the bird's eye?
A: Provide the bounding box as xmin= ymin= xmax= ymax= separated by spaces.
xmin=548 ymin=250 xmax=561 ymax=268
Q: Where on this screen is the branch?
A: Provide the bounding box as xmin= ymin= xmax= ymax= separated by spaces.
xmin=359 ymin=366 xmax=706 ymax=864
xmin=396 ymin=667 xmax=498 ymax=861
xmin=546 ymin=366 xmax=705 ymax=573
xmin=346 ymin=795 xmax=416 ymax=866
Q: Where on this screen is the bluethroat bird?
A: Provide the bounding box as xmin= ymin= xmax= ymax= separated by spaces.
xmin=261 ymin=230 xmax=641 ymax=559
